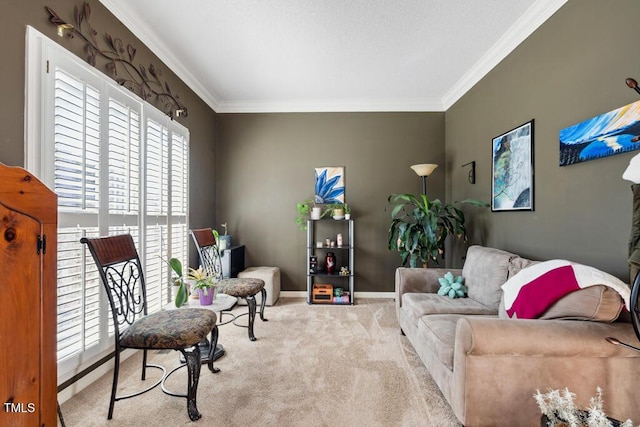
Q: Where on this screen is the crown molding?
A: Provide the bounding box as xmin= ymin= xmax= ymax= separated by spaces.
xmin=97 ymin=0 xmax=222 ymax=112
xmin=215 ymin=98 xmax=445 ymax=113
xmin=442 ymin=0 xmax=568 ymax=110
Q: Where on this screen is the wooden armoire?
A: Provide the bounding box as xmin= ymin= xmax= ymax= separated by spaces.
xmin=0 ymin=163 xmax=57 ymax=426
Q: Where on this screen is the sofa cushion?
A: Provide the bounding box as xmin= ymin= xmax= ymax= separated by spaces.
xmin=508 ymin=256 xmax=539 ymax=278
xmin=418 ymin=314 xmax=496 ymax=371
xmin=462 ymin=246 xmax=517 ymax=310
xmin=417 ymin=314 xmax=461 ymax=371
xmin=403 ymin=293 xmax=496 ymax=325
xmin=499 ymin=285 xmax=623 ymax=322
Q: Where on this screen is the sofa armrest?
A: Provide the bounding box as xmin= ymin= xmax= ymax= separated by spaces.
xmin=395 ymin=267 xmax=463 ymax=308
xmin=451 ymin=317 xmax=640 ymax=426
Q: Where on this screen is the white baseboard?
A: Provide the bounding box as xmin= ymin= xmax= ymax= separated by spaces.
xmin=354 ymin=291 xmax=395 ymax=299
xmin=279 ymin=291 xmax=394 ymax=299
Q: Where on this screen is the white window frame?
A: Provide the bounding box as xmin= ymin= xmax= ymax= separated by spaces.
xmin=25 ymin=26 xmax=189 ymax=385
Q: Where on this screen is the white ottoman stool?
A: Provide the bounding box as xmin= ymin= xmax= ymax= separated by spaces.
xmin=237 ymin=266 xmax=280 ymax=306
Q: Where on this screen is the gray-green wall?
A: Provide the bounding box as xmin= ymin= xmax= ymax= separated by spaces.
xmin=447 ymin=0 xmax=640 ymax=282
xmin=2 ymin=0 xmax=217 ymax=260
xmin=215 ymin=113 xmax=444 ymax=292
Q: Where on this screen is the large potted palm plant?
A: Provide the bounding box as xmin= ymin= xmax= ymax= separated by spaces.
xmin=387 ymin=193 xmax=488 ymax=267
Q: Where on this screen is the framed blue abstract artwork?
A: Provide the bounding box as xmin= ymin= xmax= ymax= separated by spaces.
xmin=314 ymin=167 xmax=345 ymax=204
xmin=559 ymin=99 xmax=640 ymax=166
xmin=492 ymin=120 xmax=534 ymax=212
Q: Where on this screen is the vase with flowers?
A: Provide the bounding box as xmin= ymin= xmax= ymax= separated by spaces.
xmin=188 ymin=267 xmax=217 ymax=305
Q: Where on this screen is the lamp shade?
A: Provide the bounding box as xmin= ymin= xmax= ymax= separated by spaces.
xmin=411 ymin=163 xmax=438 ymax=177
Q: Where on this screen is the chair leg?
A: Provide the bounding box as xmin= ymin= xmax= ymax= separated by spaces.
xmin=57 ymin=400 xmax=66 ymax=427
xmin=180 ymin=346 xmax=202 ymax=421
xmin=108 ymin=350 xmax=121 ymax=419
xmin=141 ymin=349 xmax=148 ymax=380
xmin=258 ymin=288 xmax=268 ymax=322
xmin=208 ymin=326 xmax=220 ymax=373
xmin=246 ymin=295 xmax=257 ymax=341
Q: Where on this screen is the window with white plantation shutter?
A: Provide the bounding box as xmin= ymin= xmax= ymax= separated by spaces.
xmin=26 ymin=28 xmax=190 ymax=383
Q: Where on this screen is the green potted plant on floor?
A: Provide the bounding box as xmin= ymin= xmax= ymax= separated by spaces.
xmin=387 ymin=193 xmax=489 ymax=268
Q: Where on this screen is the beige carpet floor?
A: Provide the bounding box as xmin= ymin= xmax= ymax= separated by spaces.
xmin=59 ymin=298 xmax=461 ymax=426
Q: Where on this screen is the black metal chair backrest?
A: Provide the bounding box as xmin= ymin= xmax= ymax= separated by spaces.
xmin=190 ymin=229 xmax=224 ymax=281
xmin=80 ymin=234 xmax=148 ymax=340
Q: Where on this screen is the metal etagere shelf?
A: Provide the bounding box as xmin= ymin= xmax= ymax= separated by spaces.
xmin=306 ymin=218 xmax=354 ymax=305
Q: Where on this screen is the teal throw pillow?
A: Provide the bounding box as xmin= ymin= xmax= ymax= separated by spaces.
xmin=437 ymin=272 xmax=467 ymax=299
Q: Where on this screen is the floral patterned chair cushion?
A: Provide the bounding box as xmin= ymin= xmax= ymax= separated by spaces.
xmin=120 ymin=308 xmax=217 ymax=349
xmin=217 ymin=278 xmax=265 ymax=298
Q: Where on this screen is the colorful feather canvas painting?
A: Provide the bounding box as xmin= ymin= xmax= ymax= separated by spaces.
xmin=559 ymin=99 xmax=640 ymax=166
xmin=314 ymin=167 xmax=345 ymax=204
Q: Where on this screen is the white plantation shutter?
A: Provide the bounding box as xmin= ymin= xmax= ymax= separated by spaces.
xmin=26 ymin=29 xmax=189 ymax=382
xmin=53 ymin=69 xmax=100 ymax=212
xmin=108 ymin=98 xmax=140 ymax=215
xmin=169 ymin=131 xmax=189 ymax=300
xmin=143 ymin=115 xmax=189 ymax=313
xmin=51 ymin=63 xmax=107 ymax=364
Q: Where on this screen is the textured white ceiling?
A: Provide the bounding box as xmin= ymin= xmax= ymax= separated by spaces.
xmin=98 ymin=0 xmax=567 ymax=113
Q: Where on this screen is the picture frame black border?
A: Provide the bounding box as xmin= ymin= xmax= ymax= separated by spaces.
xmin=491 ymin=119 xmax=535 ymax=212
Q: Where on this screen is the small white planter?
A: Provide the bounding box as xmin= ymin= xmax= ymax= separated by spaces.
xmin=310 ymin=207 xmax=322 ymax=220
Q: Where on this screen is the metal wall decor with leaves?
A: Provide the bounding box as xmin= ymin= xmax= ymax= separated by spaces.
xmin=46 ymin=3 xmax=188 ymax=119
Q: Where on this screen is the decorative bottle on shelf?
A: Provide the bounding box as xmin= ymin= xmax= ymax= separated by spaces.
xmin=325 ymin=252 xmax=336 ymax=274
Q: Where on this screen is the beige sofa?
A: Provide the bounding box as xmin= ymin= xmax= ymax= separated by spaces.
xmin=396 ymin=245 xmax=640 ymax=426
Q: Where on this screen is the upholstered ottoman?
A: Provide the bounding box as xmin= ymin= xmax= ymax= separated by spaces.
xmin=238 ymin=266 xmax=280 ymax=306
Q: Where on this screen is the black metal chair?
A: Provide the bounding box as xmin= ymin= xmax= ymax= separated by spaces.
xmin=190 ymin=228 xmax=267 ymax=341
xmin=81 ymin=234 xmax=220 ymax=421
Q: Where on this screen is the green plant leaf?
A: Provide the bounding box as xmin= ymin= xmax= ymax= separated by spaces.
xmin=390 ymin=203 xmax=405 ymax=219
xmin=169 ymin=257 xmax=182 ymax=277
xmin=174 ymin=281 xmax=188 ymax=307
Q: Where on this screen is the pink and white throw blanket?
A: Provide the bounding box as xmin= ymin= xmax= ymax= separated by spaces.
xmin=501 ymin=260 xmax=630 ymax=319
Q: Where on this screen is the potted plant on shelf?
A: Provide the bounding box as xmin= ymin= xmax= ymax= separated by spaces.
xmin=343 ymin=203 xmax=351 ymax=220
xmin=188 ymin=266 xmax=217 ymax=306
xmin=296 ymin=199 xmax=322 ymax=229
xmin=323 ymin=202 xmax=346 ymax=219
xmin=219 ymin=222 xmax=232 ymax=250
xmin=387 ymin=193 xmax=489 ymax=268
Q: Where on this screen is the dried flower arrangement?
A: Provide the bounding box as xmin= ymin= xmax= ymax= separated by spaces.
xmin=534 ymin=387 xmax=635 ymax=427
